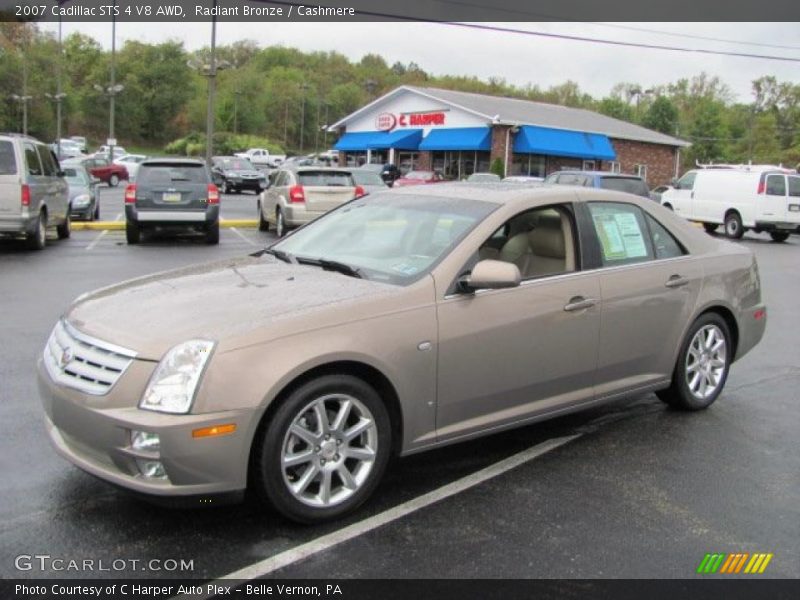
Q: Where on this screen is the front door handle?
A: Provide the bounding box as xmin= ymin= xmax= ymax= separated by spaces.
xmin=665 ymin=275 xmax=689 ymax=289
xmin=564 ymin=296 xmax=597 ymax=312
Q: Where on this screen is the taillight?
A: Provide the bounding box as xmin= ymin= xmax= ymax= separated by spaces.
xmin=757 ymin=180 xmax=765 ymax=194
xmin=21 ymin=184 xmax=30 ymax=207
xmin=289 ymin=185 xmax=305 ymax=203
xmin=354 ymin=185 xmax=366 ymax=198
xmin=124 ymin=184 xmax=137 ymax=204
xmin=207 ymin=183 xmax=219 ymax=204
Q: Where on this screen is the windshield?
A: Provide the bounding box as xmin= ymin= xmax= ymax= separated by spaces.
xmin=351 ymin=170 xmax=384 ymax=186
xmin=272 ymin=193 xmax=497 ymax=285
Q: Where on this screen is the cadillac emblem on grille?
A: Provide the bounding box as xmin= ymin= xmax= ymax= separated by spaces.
xmin=59 ymin=347 xmax=73 ymax=369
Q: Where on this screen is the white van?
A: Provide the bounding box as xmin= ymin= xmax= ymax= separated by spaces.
xmin=661 ymin=165 xmax=800 ymax=242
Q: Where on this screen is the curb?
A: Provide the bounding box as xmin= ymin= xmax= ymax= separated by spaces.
xmin=72 ymin=219 xmax=259 ymax=231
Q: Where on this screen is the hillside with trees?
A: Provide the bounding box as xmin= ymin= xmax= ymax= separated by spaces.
xmin=1 ymin=23 xmax=798 ymax=171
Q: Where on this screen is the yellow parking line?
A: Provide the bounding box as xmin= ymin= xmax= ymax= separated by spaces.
xmin=72 ymin=219 xmax=259 ymax=231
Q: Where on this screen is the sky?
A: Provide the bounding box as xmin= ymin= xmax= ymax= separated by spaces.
xmin=40 ymin=21 xmax=800 ymax=102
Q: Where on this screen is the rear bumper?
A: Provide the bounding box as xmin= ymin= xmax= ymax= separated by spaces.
xmin=0 ymin=213 xmax=36 ymax=235
xmin=735 ymin=303 xmax=767 ymax=362
xmin=126 ymin=205 xmax=219 ymax=226
xmin=754 ymin=220 xmax=800 ymax=232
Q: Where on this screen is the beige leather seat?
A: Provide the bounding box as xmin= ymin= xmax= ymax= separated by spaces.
xmin=499 ymin=210 xmax=575 ymax=278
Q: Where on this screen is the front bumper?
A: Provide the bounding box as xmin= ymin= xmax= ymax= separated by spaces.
xmin=37 ymin=358 xmax=254 ymax=497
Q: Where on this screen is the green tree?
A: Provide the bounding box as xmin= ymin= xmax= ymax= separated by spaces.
xmin=598 ymin=97 xmax=634 ymax=122
xmin=687 ymin=99 xmax=726 ymax=165
xmin=642 ymin=96 xmax=679 ymax=135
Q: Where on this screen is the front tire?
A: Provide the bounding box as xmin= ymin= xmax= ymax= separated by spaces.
xmin=657 ymin=313 xmax=732 ymax=411
xmin=769 ymin=231 xmax=789 ymax=243
xmin=724 ymin=212 xmax=744 ymax=239
xmin=251 ymin=374 xmax=391 ymax=523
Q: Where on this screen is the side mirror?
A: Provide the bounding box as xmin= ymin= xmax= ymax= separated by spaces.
xmin=458 ymin=260 xmax=521 ymax=292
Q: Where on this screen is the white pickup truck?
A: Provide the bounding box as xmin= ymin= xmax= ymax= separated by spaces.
xmin=234 ymin=148 xmax=285 ymax=168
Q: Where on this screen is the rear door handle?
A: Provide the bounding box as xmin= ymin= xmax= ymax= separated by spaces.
xmin=665 ymin=275 xmax=689 ymax=289
xmin=564 ymin=296 xmax=597 ymax=312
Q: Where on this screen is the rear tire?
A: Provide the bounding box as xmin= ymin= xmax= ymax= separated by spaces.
xmin=56 ymin=212 xmax=71 ymax=239
xmin=94 ymin=202 xmax=100 ymax=220
xmin=656 ymin=313 xmax=732 ymax=411
xmin=206 ymin=222 xmax=220 ymax=245
xmin=125 ymin=221 xmax=140 ymax=244
xmin=250 ymin=374 xmax=391 ymax=523
xmin=703 ymin=223 xmax=718 ymax=233
xmin=276 ymin=208 xmax=287 ymax=238
xmin=26 ymin=212 xmax=46 ymax=250
xmin=109 ymin=174 xmax=119 ymax=187
xmin=769 ymin=231 xmax=789 ymax=243
xmin=724 ymin=212 xmax=744 ymax=239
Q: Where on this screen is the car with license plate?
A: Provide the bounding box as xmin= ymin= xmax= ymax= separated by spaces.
xmin=123 ymin=158 xmax=220 ymax=245
xmin=258 ymin=166 xmax=364 ymax=237
xmin=39 ymin=185 xmax=766 ymax=523
xmin=210 ymin=156 xmax=267 ymax=195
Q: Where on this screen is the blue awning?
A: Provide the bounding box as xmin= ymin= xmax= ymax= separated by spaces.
xmin=418 ymin=127 xmax=491 ymax=151
xmin=513 ymin=125 xmax=616 ymax=160
xmin=333 ymin=129 xmax=423 ymax=152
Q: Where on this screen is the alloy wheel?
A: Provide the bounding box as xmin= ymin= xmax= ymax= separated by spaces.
xmin=685 ymin=324 xmax=727 ymax=400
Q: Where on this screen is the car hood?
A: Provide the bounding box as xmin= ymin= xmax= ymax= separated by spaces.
xmin=65 ymin=255 xmax=399 ymax=360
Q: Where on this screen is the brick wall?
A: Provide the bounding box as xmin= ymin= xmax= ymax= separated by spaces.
xmin=545 ymin=157 xmax=582 ymax=174
xmin=490 ymin=125 xmax=513 ymax=176
xmin=607 ymin=139 xmax=677 ymax=187
xmin=416 ymin=151 xmax=432 ymax=171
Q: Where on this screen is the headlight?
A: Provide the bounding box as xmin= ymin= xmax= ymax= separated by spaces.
xmin=72 ymin=194 xmax=91 ymax=207
xmin=139 ymin=340 xmax=215 ymax=414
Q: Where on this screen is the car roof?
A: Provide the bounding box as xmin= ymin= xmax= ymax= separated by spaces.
xmin=552 ymin=170 xmax=642 ymax=179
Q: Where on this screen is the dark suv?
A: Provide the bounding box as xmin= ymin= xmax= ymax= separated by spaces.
xmin=544 ymin=170 xmax=651 ymax=199
xmin=124 ymin=158 xmax=220 ymax=245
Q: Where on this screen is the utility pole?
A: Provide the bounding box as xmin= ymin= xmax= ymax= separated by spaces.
xmin=204 ymin=0 xmax=217 ymax=165
xmin=109 ymin=0 xmax=117 ymax=162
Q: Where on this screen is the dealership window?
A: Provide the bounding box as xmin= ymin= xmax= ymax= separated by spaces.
xmin=432 ymin=151 xmax=490 ymax=179
xmin=397 ymin=152 xmax=419 ymax=175
xmin=634 ymin=164 xmax=648 ymax=182
xmin=608 ymin=161 xmax=621 ymax=173
xmin=582 ymin=160 xmax=596 ymax=171
xmin=510 ymin=154 xmax=546 ymax=178
xmin=344 ymin=152 xmax=367 ymax=167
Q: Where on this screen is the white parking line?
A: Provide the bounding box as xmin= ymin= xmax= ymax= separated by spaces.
xmin=182 ymin=433 xmax=580 ymax=597
xmin=85 ymin=229 xmax=108 ymax=251
xmin=230 ymin=227 xmax=257 ymax=246
xmin=115 ymin=213 xmax=122 ymax=221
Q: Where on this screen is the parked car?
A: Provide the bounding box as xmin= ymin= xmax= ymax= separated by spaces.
xmin=38 ymin=185 xmax=766 ymax=523
xmin=235 ymin=148 xmax=286 ymax=169
xmin=502 ymin=176 xmax=544 ymax=183
xmin=467 ymin=172 xmax=501 ymax=183
xmin=544 ymin=170 xmax=651 ymax=199
xmin=660 ymin=166 xmax=800 ymax=242
xmin=123 ymin=158 xmax=219 ymax=245
xmin=69 ymin=136 xmax=88 ymax=153
xmin=258 ymin=166 xmax=364 ymax=237
xmin=81 ymin=157 xmax=129 ymax=187
xmin=57 ymin=139 xmax=84 ymax=158
xmin=95 ymin=146 xmax=127 ymax=161
xmin=393 ymin=170 xmax=447 ymax=187
xmin=360 ymin=162 xmax=402 ymax=186
xmin=210 ymin=156 xmax=267 ymax=194
xmin=114 ymin=154 xmax=147 ymax=181
xmin=650 ymin=184 xmax=673 ymax=203
xmin=0 ymin=133 xmax=70 ymax=250
xmin=61 ymin=159 xmax=100 ymax=221
xmin=347 ymin=168 xmax=389 ymax=195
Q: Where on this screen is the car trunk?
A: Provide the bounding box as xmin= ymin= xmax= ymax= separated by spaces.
xmin=134 ymin=164 xmax=209 ymax=210
xmin=298 ymin=171 xmax=356 ymax=213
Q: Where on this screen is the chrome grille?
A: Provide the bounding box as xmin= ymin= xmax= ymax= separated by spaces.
xmin=43 ymin=320 xmax=137 ymax=395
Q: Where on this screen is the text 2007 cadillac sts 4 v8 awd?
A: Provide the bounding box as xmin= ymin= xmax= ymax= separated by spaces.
xmin=38 ymin=185 xmax=766 ymax=523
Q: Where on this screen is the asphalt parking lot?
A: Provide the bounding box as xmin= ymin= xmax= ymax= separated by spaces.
xmin=0 ymin=192 xmax=798 ymax=582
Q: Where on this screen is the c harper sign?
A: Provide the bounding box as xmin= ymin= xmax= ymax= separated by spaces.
xmin=375 ymin=111 xmax=447 ymax=131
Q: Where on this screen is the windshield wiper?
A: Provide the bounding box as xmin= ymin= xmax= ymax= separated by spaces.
xmin=262 ymin=248 xmax=296 ymax=263
xmin=297 ymin=257 xmax=363 ymax=279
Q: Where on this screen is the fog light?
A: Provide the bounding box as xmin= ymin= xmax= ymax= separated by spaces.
xmin=136 ymin=459 xmax=167 ymax=479
xmin=131 ymin=430 xmax=160 ymax=453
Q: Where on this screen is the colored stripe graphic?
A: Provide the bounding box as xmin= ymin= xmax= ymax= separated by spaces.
xmin=699 ymin=553 xmax=774 ymax=574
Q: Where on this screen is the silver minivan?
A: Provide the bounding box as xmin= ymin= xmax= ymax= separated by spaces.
xmin=0 ymin=134 xmax=70 ymax=250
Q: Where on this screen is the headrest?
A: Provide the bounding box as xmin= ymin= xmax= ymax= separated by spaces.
xmin=528 ymin=220 xmax=565 ymax=259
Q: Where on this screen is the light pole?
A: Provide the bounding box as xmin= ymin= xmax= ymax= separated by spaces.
xmin=10 ymin=95 xmax=33 ymax=135
xmin=93 ymin=83 xmax=124 ymax=159
xmin=188 ymin=0 xmax=230 ymax=164
xmin=45 ymin=93 xmax=67 ymax=147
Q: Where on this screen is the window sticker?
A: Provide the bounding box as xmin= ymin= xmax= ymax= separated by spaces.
xmin=592 ymin=209 xmax=648 ymax=261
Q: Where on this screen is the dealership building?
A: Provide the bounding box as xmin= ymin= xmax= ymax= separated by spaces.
xmin=331 ymin=86 xmax=689 ymax=186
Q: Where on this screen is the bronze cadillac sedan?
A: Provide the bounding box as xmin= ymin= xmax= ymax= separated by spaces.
xmin=38 ymin=185 xmax=766 ymax=523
